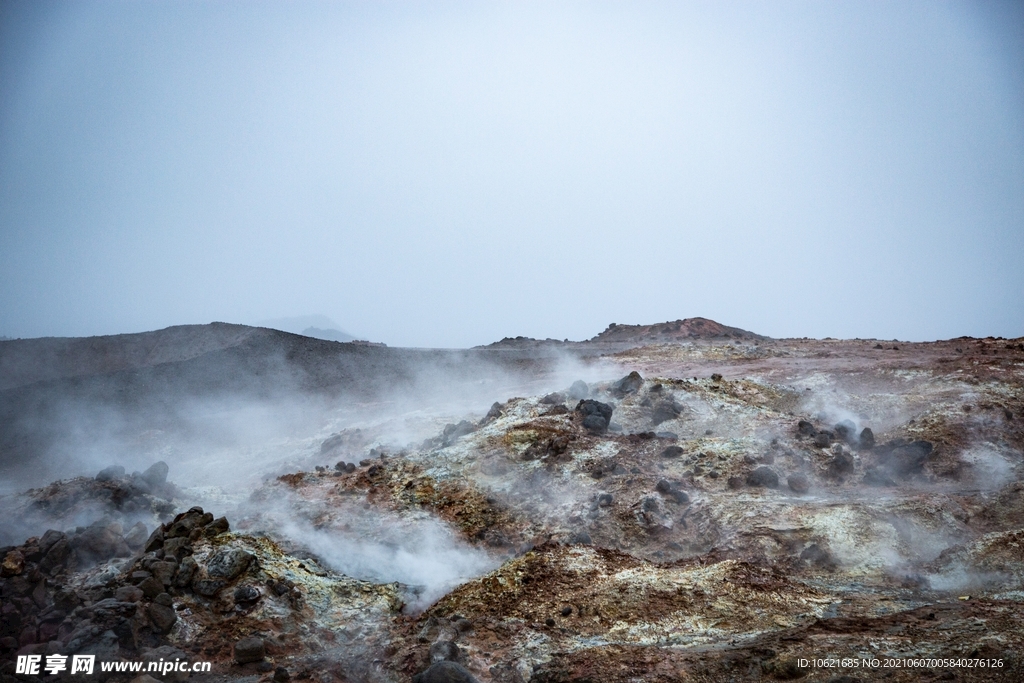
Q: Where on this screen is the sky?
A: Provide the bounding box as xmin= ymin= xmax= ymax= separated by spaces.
xmin=1 ymin=0 xmax=1022 ymax=347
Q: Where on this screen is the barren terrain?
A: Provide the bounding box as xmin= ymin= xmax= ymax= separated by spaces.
xmin=2 ymin=320 xmax=1023 ymax=682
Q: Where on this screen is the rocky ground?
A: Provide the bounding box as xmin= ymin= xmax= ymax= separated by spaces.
xmin=2 ymin=324 xmax=1023 ymax=682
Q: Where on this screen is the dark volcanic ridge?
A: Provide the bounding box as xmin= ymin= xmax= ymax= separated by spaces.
xmin=481 ymin=317 xmax=764 ymax=349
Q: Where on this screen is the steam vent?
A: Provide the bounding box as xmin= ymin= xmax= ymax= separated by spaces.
xmin=2 ymin=320 xmax=1024 ymax=681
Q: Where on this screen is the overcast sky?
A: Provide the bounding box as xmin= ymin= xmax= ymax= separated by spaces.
xmin=1 ymin=1 xmax=1021 ymax=347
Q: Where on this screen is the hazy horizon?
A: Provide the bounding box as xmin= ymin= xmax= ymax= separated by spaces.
xmin=2 ymin=1 xmax=1022 ymax=347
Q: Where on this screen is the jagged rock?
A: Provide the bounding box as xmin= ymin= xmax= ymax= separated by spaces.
xmin=274 ymin=667 xmax=290 ymax=682
xmin=413 ymin=661 xmax=480 ymax=683
xmin=115 ymin=586 xmax=143 ymax=602
xmin=39 ymin=530 xmax=64 ymax=555
xmin=173 ymin=556 xmax=197 ymax=587
xmin=96 ymin=465 xmax=125 ymax=482
xmin=788 ymin=473 xmax=810 ymax=493
xmin=611 ymin=371 xmax=643 ymax=397
xmin=75 ymin=522 xmax=129 ymax=563
xmin=206 ymin=548 xmax=254 ymax=580
xmin=746 ymin=466 xmax=779 ymax=488
xmin=540 ymin=392 xmax=565 ymax=405
xmin=150 ymin=561 xmax=177 ymax=586
xmin=485 ymin=402 xmax=503 ymax=421
xmin=205 ymin=517 xmax=230 ymax=536
xmin=858 ymin=427 xmax=875 ymax=450
xmin=162 ymin=537 xmax=192 ymax=560
xmin=576 ymin=399 xmax=613 ymax=434
xmin=147 ymin=603 xmax=176 ymax=633
xmin=797 ymin=420 xmax=817 ymax=436
xmin=234 ymin=636 xmax=266 ymax=663
xmin=141 ymin=461 xmax=169 ymax=487
xmin=138 ymin=576 xmax=164 ymax=599
xmin=567 ymin=380 xmax=589 ymax=400
xmin=143 ymin=527 xmax=165 ymax=553
xmin=442 ymin=420 xmax=476 ymax=446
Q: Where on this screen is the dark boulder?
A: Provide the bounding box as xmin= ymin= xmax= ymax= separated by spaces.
xmin=813 ymin=431 xmax=834 ymax=448
xmin=659 ymin=445 xmax=684 ymax=458
xmin=413 ymin=661 xmax=480 ymax=683
xmin=857 ymin=427 xmax=875 ymax=451
xmin=576 ymin=400 xmax=613 ymax=434
xmin=746 ymin=466 xmax=779 ymax=488
xmin=234 ymin=636 xmax=265 ymax=664
xmin=147 ymin=603 xmax=176 ymax=633
xmin=787 ymin=473 xmax=810 ymax=493
xmin=828 ymin=450 xmax=855 ymax=478
xmin=173 ymin=556 xmax=198 ymax=588
xmin=206 ymin=548 xmax=254 ymax=580
xmin=484 ymin=402 xmax=503 ymax=420
xmin=540 ymin=392 xmax=565 ymax=405
xmin=442 ymin=420 xmax=476 ymax=446
xmin=611 ymin=371 xmax=643 ymax=397
xmin=797 ymin=420 xmax=817 ymax=436
xmin=205 ymin=517 xmax=230 ymax=537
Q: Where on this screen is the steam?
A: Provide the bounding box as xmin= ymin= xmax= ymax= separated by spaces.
xmin=239 ymin=491 xmax=499 ymax=611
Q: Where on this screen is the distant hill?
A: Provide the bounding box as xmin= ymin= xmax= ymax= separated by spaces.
xmin=301 ymin=327 xmax=355 ymax=343
xmin=480 ymin=317 xmax=765 ymax=349
xmin=589 ymin=317 xmax=765 ymax=343
xmin=0 ymin=323 xmax=260 ymax=392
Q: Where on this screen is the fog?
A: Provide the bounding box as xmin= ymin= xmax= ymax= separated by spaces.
xmin=1 ymin=1 xmax=1022 ymax=346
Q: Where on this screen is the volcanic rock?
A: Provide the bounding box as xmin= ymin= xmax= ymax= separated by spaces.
xmin=147 ymin=603 xmax=176 ymax=633
xmin=234 ymin=636 xmax=266 ymax=663
xmin=747 ymin=466 xmax=780 ymax=488
xmin=576 ymin=399 xmax=613 ymax=434
xmin=206 ymin=548 xmax=254 ymax=580
xmin=788 ymin=473 xmax=810 ymax=493
xmin=611 ymin=371 xmax=643 ymax=397
xmin=858 ymin=427 xmax=875 ymax=450
xmin=659 ymin=445 xmax=684 ymax=458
